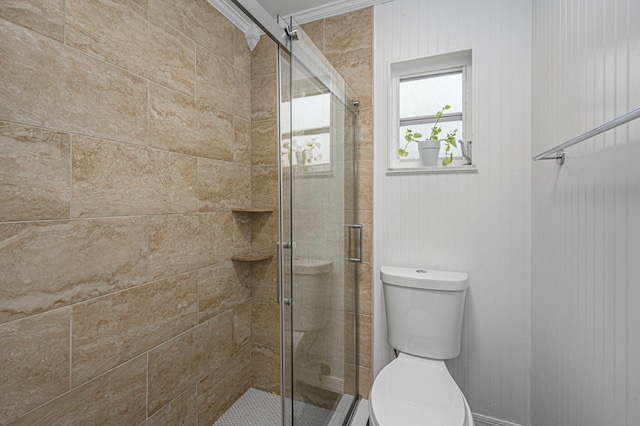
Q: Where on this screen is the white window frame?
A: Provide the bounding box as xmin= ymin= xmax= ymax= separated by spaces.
xmin=388 ymin=49 xmax=475 ymax=173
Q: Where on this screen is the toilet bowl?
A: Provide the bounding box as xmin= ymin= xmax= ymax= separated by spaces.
xmin=369 ymin=354 xmax=474 ymax=426
xmin=370 ymin=266 xmax=473 ymax=426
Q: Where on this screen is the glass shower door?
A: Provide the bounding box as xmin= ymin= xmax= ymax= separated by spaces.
xmin=279 ymin=18 xmax=359 ymax=426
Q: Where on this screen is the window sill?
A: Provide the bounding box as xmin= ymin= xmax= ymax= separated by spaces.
xmin=386 ymin=164 xmax=478 ymax=175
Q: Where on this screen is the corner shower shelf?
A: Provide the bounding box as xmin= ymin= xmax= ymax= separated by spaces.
xmin=230 ymin=208 xmax=275 ymax=262
xmin=231 ymin=252 xmax=274 ymax=262
xmin=231 ymin=207 xmax=274 ymax=213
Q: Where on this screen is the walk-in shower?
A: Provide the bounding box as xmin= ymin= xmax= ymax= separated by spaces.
xmin=222 ymin=2 xmax=362 ymax=425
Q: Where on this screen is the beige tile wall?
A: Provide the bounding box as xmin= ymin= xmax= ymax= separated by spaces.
xmin=1 ymin=2 xmax=374 ymax=422
xmin=0 ymin=0 xmax=253 ymax=424
xmin=248 ymin=35 xmax=282 ymax=394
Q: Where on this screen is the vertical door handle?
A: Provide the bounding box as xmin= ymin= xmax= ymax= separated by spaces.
xmin=346 ymin=224 xmax=363 ymax=263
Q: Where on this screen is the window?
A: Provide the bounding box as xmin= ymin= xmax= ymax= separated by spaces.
xmin=388 ymin=50 xmax=473 ymax=172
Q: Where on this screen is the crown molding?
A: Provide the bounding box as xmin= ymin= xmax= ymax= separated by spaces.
xmin=290 ymin=0 xmax=393 ymax=24
xmin=208 ymin=0 xmax=394 ymax=50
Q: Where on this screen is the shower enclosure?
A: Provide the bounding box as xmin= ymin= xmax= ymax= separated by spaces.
xmin=279 ymin=19 xmax=360 ymax=425
xmin=226 ymin=2 xmax=361 ymax=424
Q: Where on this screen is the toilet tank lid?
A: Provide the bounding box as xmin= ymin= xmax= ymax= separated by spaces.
xmin=380 ymin=266 xmax=468 ymax=291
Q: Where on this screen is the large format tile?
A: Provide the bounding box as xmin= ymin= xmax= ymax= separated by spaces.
xmin=194 ymin=310 xmax=234 ymax=376
xmin=10 ymin=355 xmax=146 ymax=426
xmin=197 ymin=158 xmax=250 ymax=212
xmin=357 ymin=160 xmax=373 ymax=210
xmin=252 ymin=299 xmax=280 ymax=348
xmin=357 ymin=314 xmax=372 ymax=369
xmin=357 ymin=107 xmax=373 ymax=161
xmin=143 ymin=386 xmax=197 ymax=426
xmin=332 ymin=55 xmax=373 ymax=109
xmin=147 ymin=309 xmax=235 ymax=415
xmin=197 ymin=261 xmax=249 ymax=323
xmin=251 ymin=74 xmax=278 ymax=122
xmin=324 ymin=8 xmax=373 ymax=62
xmin=197 ymin=346 xmax=250 ymax=425
xmin=250 ymin=256 xmax=278 ymax=302
xmin=149 ymin=212 xmax=233 ymax=280
xmin=0 ymin=218 xmax=148 ymax=324
xmin=301 ymin=20 xmax=326 ymax=53
xmin=72 ymin=272 xmax=197 ymax=386
xmin=251 ymin=36 xmax=277 ymax=78
xmin=72 ymin=136 xmax=197 ymax=218
xmin=0 ymin=19 xmax=147 ymax=145
xmin=150 ymin=0 xmax=235 ymax=66
xmin=149 ymin=83 xmax=234 ymax=161
xmin=0 ymin=0 xmax=64 ymax=42
xmin=66 ymin=0 xmax=195 ymax=96
xmin=233 ymin=301 xmax=252 ymax=351
xmin=148 ymin=328 xmax=199 ymax=416
xmin=234 ymin=117 xmax=251 ymax=165
xmin=251 ymin=165 xmax=279 ymax=209
xmin=251 ymin=119 xmax=278 ymax=166
xmin=234 ymin=26 xmax=252 ymax=75
xmin=196 ymin=46 xmax=250 ymax=120
xmin=0 ymin=308 xmax=70 ymax=424
xmin=0 ymin=121 xmax=70 ymax=222
xmin=251 ymin=343 xmax=280 ymax=393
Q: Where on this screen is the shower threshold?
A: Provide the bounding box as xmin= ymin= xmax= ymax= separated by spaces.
xmin=213 ymin=387 xmax=357 ymax=426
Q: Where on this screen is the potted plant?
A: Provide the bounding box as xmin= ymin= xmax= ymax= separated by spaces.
xmin=398 ymin=105 xmax=458 ymax=166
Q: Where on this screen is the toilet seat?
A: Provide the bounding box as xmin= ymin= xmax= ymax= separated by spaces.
xmin=369 ymin=353 xmax=467 ymax=426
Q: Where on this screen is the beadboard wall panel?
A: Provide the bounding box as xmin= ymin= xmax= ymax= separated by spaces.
xmin=531 ymin=0 xmax=640 ymax=425
xmin=373 ymin=0 xmax=532 ymax=424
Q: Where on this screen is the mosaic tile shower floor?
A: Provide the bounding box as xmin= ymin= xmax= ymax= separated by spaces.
xmin=213 ymin=387 xmax=332 ymax=426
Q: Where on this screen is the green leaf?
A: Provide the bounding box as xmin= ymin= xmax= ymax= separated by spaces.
xmin=413 ymin=132 xmax=422 ymax=139
xmin=398 ymin=148 xmax=408 ymax=157
xmin=435 ymin=111 xmax=442 ymax=118
xmin=405 ymin=135 xmax=412 ymax=142
xmin=444 ymin=104 xmax=451 ymax=109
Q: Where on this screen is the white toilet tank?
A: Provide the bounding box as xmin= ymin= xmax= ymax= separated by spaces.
xmin=381 ymin=266 xmax=468 ymax=360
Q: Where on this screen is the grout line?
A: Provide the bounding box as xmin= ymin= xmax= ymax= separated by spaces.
xmin=69 ymin=307 xmax=73 ymax=392
xmin=146 ymin=352 xmax=149 ymax=419
xmin=69 ymin=134 xmax=73 ymax=220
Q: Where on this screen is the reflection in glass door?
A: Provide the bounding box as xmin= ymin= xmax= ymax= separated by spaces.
xmin=279 ymin=18 xmax=360 ymax=426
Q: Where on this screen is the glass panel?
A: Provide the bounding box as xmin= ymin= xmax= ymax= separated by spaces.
xmin=399 ymin=71 xmax=463 ymax=118
xmin=281 ymin=16 xmax=359 ymax=426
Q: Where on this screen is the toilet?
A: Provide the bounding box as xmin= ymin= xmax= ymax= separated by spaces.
xmin=369 ymin=266 xmax=474 ymax=426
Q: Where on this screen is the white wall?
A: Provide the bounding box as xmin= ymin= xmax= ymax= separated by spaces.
xmin=373 ymin=0 xmax=532 ymax=424
xmin=531 ymin=0 xmax=640 ymax=425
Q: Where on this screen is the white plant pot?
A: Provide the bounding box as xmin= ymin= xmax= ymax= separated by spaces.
xmin=418 ymin=140 xmax=441 ymax=166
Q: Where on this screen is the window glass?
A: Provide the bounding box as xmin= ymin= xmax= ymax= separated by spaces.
xmin=399 ymin=72 xmax=463 ymax=118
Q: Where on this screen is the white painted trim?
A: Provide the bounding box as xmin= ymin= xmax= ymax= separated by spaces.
xmin=349 ymin=399 xmax=370 ymax=425
xmin=208 ymin=0 xmax=395 ymax=36
xmin=290 ymin=0 xmax=394 ymax=24
xmin=472 ymin=413 xmax=523 ymax=426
